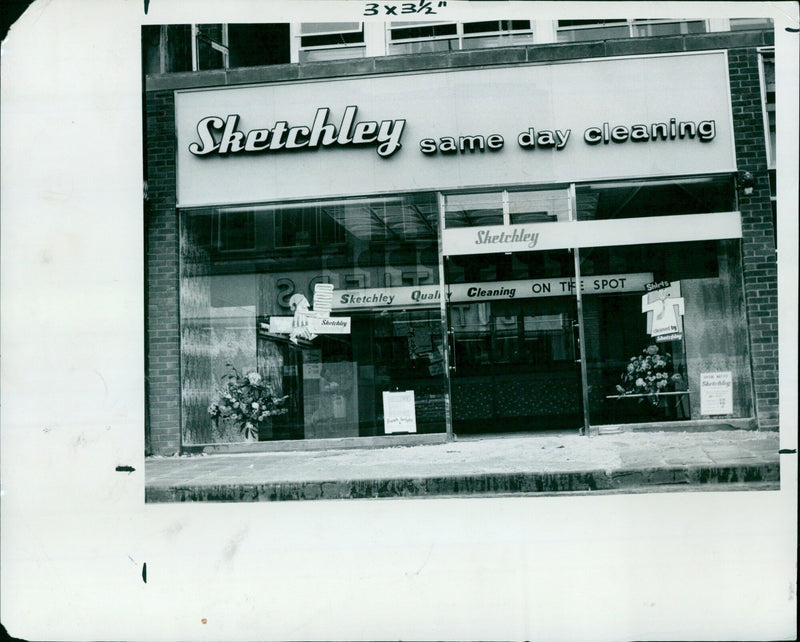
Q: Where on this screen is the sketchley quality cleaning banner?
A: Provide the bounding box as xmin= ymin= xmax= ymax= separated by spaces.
xmin=175 ymin=51 xmax=736 ymax=207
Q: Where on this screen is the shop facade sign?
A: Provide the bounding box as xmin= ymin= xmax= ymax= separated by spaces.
xmin=330 ymin=273 xmax=654 ymax=310
xmin=175 ymin=51 xmax=735 ymax=207
xmin=442 ymin=211 xmax=742 ymax=256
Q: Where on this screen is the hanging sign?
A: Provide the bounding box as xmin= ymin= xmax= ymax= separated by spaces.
xmin=382 ymin=390 xmax=417 ymax=434
xmin=331 ymin=273 xmax=653 ymax=310
xmin=263 ymin=284 xmax=350 ymax=344
xmin=642 ymin=281 xmax=685 ymax=342
xmin=700 ymin=371 xmax=734 ymax=415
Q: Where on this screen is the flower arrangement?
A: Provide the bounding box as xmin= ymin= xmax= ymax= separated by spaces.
xmin=208 ymin=365 xmax=288 ymax=440
xmin=616 ymin=344 xmax=684 ymax=405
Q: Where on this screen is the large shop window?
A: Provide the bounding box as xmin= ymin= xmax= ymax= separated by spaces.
xmin=179 ymin=193 xmax=446 ymax=445
xmin=580 ymin=239 xmax=753 ymax=426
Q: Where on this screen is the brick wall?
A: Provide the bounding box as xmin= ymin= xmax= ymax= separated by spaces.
xmin=145 ymin=90 xmax=181 ymax=455
xmin=728 ymin=46 xmax=780 ymax=430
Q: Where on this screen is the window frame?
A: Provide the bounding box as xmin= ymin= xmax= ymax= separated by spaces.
xmin=296 ymin=22 xmax=366 ymax=59
xmin=758 ymin=47 xmax=776 ymax=170
xmin=555 ymin=18 xmax=709 ymax=40
xmin=387 ymin=20 xmax=533 ymax=52
xmin=191 ymin=24 xmax=229 ymax=71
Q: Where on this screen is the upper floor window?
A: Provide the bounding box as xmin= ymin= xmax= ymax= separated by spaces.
xmin=556 ymin=18 xmax=707 ymax=42
xmin=730 ymin=17 xmax=774 ymax=31
xmin=388 ymin=20 xmax=532 ymax=54
xmin=388 ymin=22 xmax=459 ymax=53
xmin=298 ymin=23 xmax=365 ymax=62
xmin=759 ymin=49 xmax=776 ymax=169
xmin=142 ymin=24 xmax=289 ymax=74
xmin=194 ymin=24 xmax=229 ymax=70
xmin=142 ymin=25 xmax=193 ymax=74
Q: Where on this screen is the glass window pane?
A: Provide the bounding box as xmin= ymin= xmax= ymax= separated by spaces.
xmin=389 ymin=39 xmax=456 ymax=55
xmin=165 ymin=24 xmax=192 ymax=72
xmin=299 ymin=46 xmax=365 ymax=62
xmin=461 ymin=33 xmax=534 ymax=49
xmin=508 ymin=188 xmax=571 ymax=224
xmin=142 ymin=25 xmax=163 ymax=75
xmin=227 ymin=24 xmax=290 ymax=67
xmin=631 ymin=20 xmax=707 ymax=37
xmin=179 ymin=193 xmax=445 ymax=444
xmin=575 ymin=176 xmax=735 ymax=222
xmin=557 ymin=20 xmax=629 ymax=42
xmin=196 ymin=24 xmax=226 ymax=71
xmin=730 ymin=17 xmax=774 ymax=30
xmin=389 ymin=22 xmax=458 ymax=40
xmin=444 ymin=192 xmax=503 ymax=228
xmin=580 ymin=240 xmax=752 ymax=426
xmin=300 ymin=22 xmax=362 ymax=35
xmin=761 ymin=52 xmax=776 ymax=168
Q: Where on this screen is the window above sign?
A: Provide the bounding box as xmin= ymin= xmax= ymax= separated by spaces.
xmin=143 ymin=19 xmax=772 ymax=74
xmin=297 ymin=22 xmax=366 ymax=62
xmin=388 ymin=20 xmax=533 ymax=54
xmin=758 ymin=49 xmax=776 ymax=169
xmin=556 ymin=18 xmax=708 ymax=42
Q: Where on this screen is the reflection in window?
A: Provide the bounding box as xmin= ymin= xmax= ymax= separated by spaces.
xmin=461 ymin=20 xmax=534 ymax=49
xmin=298 ymin=22 xmax=365 ymax=62
xmin=388 ymin=21 xmax=532 ymax=54
xmin=444 ymin=192 xmax=504 ymax=228
xmin=575 ymin=176 xmax=735 ymax=221
xmin=389 ymin=22 xmax=459 ymax=54
xmin=179 ymin=193 xmax=444 ymax=444
xmin=508 ymin=189 xmax=571 ymax=224
xmin=556 ymin=19 xmax=707 ymax=42
xmin=759 ymin=50 xmax=776 ymax=168
xmin=195 ymin=24 xmax=228 ymax=70
xmin=730 ymin=17 xmax=774 ymax=30
xmin=445 ymin=188 xmax=572 ymax=228
xmin=217 ymin=210 xmax=255 ymax=252
xmin=579 ymin=240 xmax=752 ymax=425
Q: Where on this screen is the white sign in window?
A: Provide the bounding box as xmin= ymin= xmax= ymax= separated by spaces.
xmin=700 ymin=371 xmax=734 ymax=416
xmin=382 ymin=390 xmax=417 ymax=434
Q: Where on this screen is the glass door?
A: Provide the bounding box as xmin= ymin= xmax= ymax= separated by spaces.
xmin=440 ymin=189 xmax=585 ymax=435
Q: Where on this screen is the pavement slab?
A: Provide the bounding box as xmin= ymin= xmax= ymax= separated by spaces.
xmin=145 ymin=429 xmax=781 ymax=502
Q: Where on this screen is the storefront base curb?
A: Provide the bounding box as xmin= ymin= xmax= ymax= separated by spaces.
xmin=144 ymin=462 xmax=780 ymax=502
xmin=183 ymin=433 xmax=451 ymax=455
xmin=596 ymin=418 xmax=757 ymax=435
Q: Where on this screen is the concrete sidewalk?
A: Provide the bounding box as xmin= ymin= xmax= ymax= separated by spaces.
xmin=145 ymin=430 xmax=781 ymax=502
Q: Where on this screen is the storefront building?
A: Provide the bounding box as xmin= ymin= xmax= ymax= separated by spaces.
xmin=144 ymin=19 xmax=778 ymax=454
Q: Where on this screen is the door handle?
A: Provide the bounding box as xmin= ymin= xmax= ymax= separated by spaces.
xmin=447 ymin=329 xmax=457 ymax=373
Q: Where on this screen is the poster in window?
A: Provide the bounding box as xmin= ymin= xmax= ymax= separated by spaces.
xmin=700 ymin=371 xmax=734 ymax=415
xmin=382 ymin=390 xmax=417 ymax=434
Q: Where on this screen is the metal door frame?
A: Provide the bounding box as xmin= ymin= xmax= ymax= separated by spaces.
xmin=437 ymin=187 xmax=592 ymax=438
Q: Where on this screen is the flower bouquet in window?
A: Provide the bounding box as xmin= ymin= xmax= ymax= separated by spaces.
xmin=616 ymin=344 xmax=685 ymax=406
xmin=208 ymin=365 xmax=289 ymax=440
